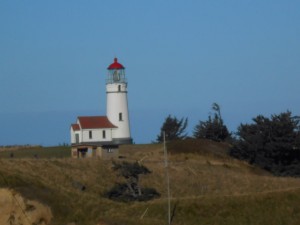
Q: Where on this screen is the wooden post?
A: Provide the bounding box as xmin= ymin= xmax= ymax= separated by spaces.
xmin=164 ymin=131 xmax=171 ymax=225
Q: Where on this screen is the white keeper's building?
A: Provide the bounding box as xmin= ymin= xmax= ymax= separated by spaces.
xmin=70 ymin=58 xmax=132 ymax=158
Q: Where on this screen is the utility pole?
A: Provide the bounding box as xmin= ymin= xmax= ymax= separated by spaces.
xmin=163 ymin=131 xmax=171 ymax=225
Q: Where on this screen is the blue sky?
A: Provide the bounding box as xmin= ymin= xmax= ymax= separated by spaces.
xmin=0 ymin=0 xmax=299 ymax=146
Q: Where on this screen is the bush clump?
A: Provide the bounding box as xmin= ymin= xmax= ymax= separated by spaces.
xmin=104 ymin=183 xmax=160 ymax=202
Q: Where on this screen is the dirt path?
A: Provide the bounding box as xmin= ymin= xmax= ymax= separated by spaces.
xmin=165 ymin=186 xmax=300 ymax=201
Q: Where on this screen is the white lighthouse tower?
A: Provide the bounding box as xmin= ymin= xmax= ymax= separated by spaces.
xmin=106 ymin=58 xmax=132 ymax=144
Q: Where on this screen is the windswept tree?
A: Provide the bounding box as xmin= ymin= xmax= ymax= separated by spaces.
xmin=156 ymin=115 xmax=188 ymax=142
xmin=193 ymin=103 xmax=230 ymax=141
xmin=105 ymin=161 xmax=160 ymax=202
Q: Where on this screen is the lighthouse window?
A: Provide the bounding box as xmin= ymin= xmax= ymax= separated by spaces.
xmin=118 ymin=85 xmax=121 ymax=92
xmin=89 ymin=131 xmax=92 ymax=139
xmin=102 ymin=130 xmax=106 ymax=139
xmin=119 ymin=113 xmax=123 ymax=121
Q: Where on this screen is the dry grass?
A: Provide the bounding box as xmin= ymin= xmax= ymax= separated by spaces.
xmin=0 ymin=141 xmax=300 ymax=225
xmin=0 ymin=146 xmax=70 ymax=159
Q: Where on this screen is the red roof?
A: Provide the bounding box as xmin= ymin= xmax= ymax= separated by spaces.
xmin=107 ymin=58 xmax=125 ymax=70
xmin=71 ymin=124 xmax=80 ymax=131
xmin=78 ymin=116 xmax=117 ymax=129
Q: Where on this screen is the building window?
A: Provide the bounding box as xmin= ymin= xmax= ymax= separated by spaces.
xmin=102 ymin=130 xmax=106 ymax=139
xmin=75 ymin=134 xmax=79 ymax=143
xmin=107 ymin=148 xmax=113 ymax=153
xmin=89 ymin=131 xmax=92 ymax=139
xmin=119 ymin=113 xmax=123 ymax=121
xmin=118 ymin=85 xmax=121 ymax=92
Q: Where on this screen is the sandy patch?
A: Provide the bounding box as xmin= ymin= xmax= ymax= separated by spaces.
xmin=0 ymin=188 xmax=52 ymax=225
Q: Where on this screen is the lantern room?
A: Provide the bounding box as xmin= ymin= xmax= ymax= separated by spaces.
xmin=107 ymin=58 xmax=126 ymax=84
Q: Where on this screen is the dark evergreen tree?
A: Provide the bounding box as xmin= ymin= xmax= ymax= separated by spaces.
xmin=230 ymin=111 xmax=300 ymax=176
xmin=156 ymin=115 xmax=188 ymax=142
xmin=193 ymin=103 xmax=230 ymax=141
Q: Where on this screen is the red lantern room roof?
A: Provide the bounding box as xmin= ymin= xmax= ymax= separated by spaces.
xmin=107 ymin=58 xmax=125 ymax=70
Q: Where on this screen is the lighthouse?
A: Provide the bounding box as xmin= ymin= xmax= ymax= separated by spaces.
xmin=70 ymin=57 xmax=133 ymax=159
xmin=106 ymin=58 xmax=132 ymax=144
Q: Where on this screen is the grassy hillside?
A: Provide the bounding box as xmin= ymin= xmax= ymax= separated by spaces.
xmin=1 ymin=140 xmax=300 ymax=225
xmin=0 ymin=146 xmax=70 ymax=158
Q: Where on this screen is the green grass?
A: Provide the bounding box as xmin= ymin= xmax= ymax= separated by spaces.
xmin=113 ymin=191 xmax=300 ymax=225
